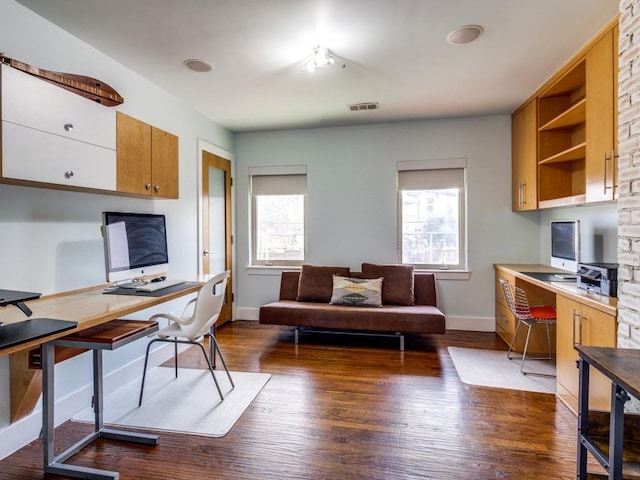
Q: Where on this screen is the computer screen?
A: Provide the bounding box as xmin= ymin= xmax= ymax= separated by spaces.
xmin=550 ymin=220 xmax=580 ymax=272
xmin=102 ymin=212 xmax=169 ymax=283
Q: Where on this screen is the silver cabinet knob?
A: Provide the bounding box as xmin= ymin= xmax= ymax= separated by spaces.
xmin=64 ymin=123 xmax=74 ymax=132
xmin=145 ymin=183 xmax=151 ymax=190
xmin=64 ymin=171 xmax=74 ymax=179
xmin=154 ymin=185 xmax=160 ymax=193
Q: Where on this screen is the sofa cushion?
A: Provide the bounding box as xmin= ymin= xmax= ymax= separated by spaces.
xmin=296 ymin=265 xmax=350 ymax=302
xmin=361 ymin=263 xmax=415 ymax=305
xmin=329 ymin=276 xmax=383 ymax=307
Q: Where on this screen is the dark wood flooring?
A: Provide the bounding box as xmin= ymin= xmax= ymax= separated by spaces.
xmin=0 ymin=322 xmax=585 ymax=479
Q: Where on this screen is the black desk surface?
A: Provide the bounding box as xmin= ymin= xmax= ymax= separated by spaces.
xmin=0 ymin=289 xmax=41 ymax=306
xmin=0 ymin=318 xmax=78 ymax=351
xmin=576 ymin=345 xmax=640 ymax=400
xmin=102 ymin=281 xmax=200 ymax=297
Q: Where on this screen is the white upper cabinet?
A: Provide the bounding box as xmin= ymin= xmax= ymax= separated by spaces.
xmin=1 ymin=63 xmax=116 ymax=190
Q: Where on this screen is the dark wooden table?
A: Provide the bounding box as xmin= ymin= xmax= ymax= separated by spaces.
xmin=576 ymin=345 xmax=640 ymax=479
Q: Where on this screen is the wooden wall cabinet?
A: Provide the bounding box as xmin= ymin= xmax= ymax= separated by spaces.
xmin=0 ymin=63 xmax=116 ymax=191
xmin=585 ymin=26 xmax=618 ymax=203
xmin=556 ymin=294 xmax=616 ymax=413
xmin=511 ymin=17 xmax=618 ymax=210
xmin=116 ymin=112 xmax=179 ymax=198
xmin=511 ymin=99 xmax=538 ymax=211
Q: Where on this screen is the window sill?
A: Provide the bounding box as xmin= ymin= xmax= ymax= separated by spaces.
xmin=246 ymin=265 xmax=302 ymax=276
xmin=417 ymin=269 xmax=470 ymax=280
xmin=246 ymin=265 xmax=469 ymax=280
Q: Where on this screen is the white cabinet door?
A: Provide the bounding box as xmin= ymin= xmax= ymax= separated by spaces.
xmin=1 ymin=64 xmax=116 ymax=149
xmin=2 ymin=122 xmax=116 ymax=191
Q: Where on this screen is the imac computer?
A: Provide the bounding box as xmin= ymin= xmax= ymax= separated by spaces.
xmin=102 ymin=212 xmax=169 ymax=283
xmin=550 ymin=220 xmax=580 ymax=273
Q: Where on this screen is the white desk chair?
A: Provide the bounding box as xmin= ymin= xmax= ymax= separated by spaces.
xmin=138 ymin=270 xmax=234 ymax=405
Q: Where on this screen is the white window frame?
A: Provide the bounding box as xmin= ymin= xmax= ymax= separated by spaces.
xmin=249 ymin=165 xmax=307 ymax=267
xmin=397 ymin=158 xmax=467 ymax=271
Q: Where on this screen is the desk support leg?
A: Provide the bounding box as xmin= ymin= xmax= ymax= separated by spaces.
xmin=610 ymin=384 xmax=629 ymax=480
xmin=42 ymin=342 xmax=55 ymax=467
xmin=577 ymin=358 xmax=590 ymax=480
xmin=93 ymin=349 xmax=103 ymax=431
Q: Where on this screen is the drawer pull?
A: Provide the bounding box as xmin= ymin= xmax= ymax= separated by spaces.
xmin=63 ymin=123 xmax=74 ymax=132
xmin=64 ymin=170 xmax=74 ymax=179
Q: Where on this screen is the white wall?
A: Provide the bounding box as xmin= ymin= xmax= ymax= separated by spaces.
xmin=540 ymin=204 xmax=619 ymax=265
xmin=234 ymin=115 xmax=543 ymax=329
xmin=0 ymin=0 xmax=234 ymax=458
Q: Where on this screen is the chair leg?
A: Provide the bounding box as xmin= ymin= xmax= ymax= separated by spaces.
xmin=174 ymin=339 xmax=178 ymax=378
xmin=194 ymin=342 xmax=225 ymax=401
xmin=210 ymin=335 xmax=234 ymax=389
xmin=507 ymin=319 xmax=523 ymax=360
xmin=520 ymin=323 xmax=533 ymax=375
xmin=139 ymin=338 xmax=159 ymax=406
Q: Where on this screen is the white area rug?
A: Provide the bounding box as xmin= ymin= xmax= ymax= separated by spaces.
xmin=73 ymin=367 xmax=271 ymax=437
xmin=448 ymin=347 xmax=556 ymax=394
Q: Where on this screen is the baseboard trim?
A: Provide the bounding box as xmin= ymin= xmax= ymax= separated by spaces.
xmin=237 ymin=307 xmax=494 ymax=332
xmin=0 ymin=342 xmax=186 ymax=461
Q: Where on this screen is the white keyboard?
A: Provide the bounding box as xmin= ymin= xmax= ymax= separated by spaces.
xmin=135 ymin=279 xmax=186 ymax=292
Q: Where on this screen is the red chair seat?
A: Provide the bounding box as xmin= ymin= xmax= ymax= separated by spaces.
xmin=530 ymin=305 xmax=556 ymax=320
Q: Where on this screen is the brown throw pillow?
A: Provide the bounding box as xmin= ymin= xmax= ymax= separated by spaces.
xmin=296 ymin=265 xmax=350 ymax=302
xmin=361 ymin=263 xmax=415 ymax=305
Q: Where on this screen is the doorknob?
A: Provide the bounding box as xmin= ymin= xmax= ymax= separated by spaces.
xmin=203 ymin=250 xmax=210 ymax=257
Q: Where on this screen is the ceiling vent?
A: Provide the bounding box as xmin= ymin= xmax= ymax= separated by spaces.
xmin=348 ymin=102 xmax=380 ymax=112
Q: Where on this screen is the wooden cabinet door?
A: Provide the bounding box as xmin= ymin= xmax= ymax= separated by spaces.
xmin=556 ymin=295 xmax=579 ymax=404
xmin=511 ymin=99 xmax=537 ymax=211
xmin=581 ymin=303 xmax=616 ymax=409
xmin=116 ymin=112 xmax=152 ymax=196
xmin=556 ymin=294 xmax=616 ymax=412
xmin=151 ymin=127 xmax=179 ymax=199
xmin=586 ymin=28 xmax=615 ymax=203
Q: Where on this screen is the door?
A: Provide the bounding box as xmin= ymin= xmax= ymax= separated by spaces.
xmin=202 ymin=151 xmax=232 ymax=325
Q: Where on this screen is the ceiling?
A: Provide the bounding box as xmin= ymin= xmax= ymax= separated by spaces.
xmin=15 ymin=0 xmax=619 ymax=133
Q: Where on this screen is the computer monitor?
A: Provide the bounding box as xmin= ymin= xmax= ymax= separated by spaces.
xmin=550 ymin=220 xmax=580 ymax=273
xmin=102 ymin=212 xmax=169 ymax=283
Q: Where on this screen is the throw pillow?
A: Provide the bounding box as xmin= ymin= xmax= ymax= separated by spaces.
xmin=296 ymin=264 xmax=351 ymax=302
xmin=361 ymin=263 xmax=415 ymax=305
xmin=329 ymin=276 xmax=383 ymax=307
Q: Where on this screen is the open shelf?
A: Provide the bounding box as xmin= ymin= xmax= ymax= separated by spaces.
xmin=539 ymin=98 xmax=586 ymax=131
xmin=539 ymin=142 xmax=586 ymax=164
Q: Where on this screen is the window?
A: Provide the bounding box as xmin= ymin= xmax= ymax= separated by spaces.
xmin=397 ymin=159 xmax=466 ymax=270
xmin=249 ymin=166 xmax=306 ymax=266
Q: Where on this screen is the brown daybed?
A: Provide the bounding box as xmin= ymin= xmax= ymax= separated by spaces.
xmin=259 ymin=264 xmax=446 ymax=350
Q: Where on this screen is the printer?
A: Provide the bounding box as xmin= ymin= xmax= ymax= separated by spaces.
xmin=576 ymin=262 xmax=618 ymax=297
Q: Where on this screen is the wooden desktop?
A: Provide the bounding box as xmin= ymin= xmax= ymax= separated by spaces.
xmin=0 ymin=280 xmax=203 ymax=479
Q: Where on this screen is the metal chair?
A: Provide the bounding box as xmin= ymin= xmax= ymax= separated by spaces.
xmin=138 ymin=270 xmax=234 ymax=405
xmin=499 ymin=278 xmax=556 ymax=377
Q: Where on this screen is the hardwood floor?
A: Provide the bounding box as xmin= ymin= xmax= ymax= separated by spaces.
xmin=0 ymin=321 xmax=583 ymax=479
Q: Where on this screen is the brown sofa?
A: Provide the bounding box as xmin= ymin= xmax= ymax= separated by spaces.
xmin=259 ymin=265 xmax=446 ymax=350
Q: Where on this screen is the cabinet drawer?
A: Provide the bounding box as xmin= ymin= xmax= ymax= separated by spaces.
xmin=495 ymin=302 xmax=514 ymax=335
xmin=1 ymin=64 xmax=116 ymax=150
xmin=2 ymin=122 xmax=116 ymax=190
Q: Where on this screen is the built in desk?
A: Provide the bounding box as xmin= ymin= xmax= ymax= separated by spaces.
xmin=494 ymin=264 xmax=617 ymax=413
xmin=0 ymin=280 xmax=204 ymax=479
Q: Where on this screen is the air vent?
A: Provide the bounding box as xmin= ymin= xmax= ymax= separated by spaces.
xmin=348 ymin=102 xmax=380 ymax=112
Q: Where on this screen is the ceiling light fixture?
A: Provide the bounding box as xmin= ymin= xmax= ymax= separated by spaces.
xmin=184 ymin=59 xmax=213 ymax=72
xmin=301 ymin=46 xmax=345 ymax=73
xmin=446 ymin=25 xmax=484 ymax=45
